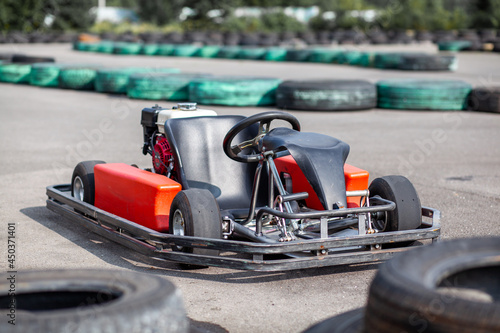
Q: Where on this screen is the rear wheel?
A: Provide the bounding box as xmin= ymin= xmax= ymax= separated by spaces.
xmin=169 ymin=189 xmax=222 ymax=266
xmin=368 ymin=175 xmax=421 ymax=232
xmin=71 ymin=160 xmax=106 ymax=205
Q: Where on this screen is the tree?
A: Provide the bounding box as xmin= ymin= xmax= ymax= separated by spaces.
xmin=137 ymin=0 xmax=184 ymax=26
xmin=0 ymin=0 xmax=47 ymax=32
xmin=470 ymin=0 xmax=500 ymax=28
xmin=48 ymin=0 xmax=95 ymax=31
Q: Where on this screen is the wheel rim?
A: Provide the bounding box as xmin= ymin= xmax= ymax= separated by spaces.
xmin=73 ymin=176 xmax=84 ymax=201
xmin=172 ymin=209 xmax=186 ymax=251
xmin=372 ymin=211 xmax=388 ymax=231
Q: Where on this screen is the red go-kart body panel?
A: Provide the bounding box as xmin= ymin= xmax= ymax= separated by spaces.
xmin=94 ymin=163 xmax=181 ymax=232
xmin=275 ymin=155 xmax=369 ymax=209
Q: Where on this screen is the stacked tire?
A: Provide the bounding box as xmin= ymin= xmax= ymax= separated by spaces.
xmin=377 ymin=79 xmax=472 ymax=110
xmin=276 ymin=80 xmax=377 ymax=111
xmin=189 ymin=76 xmax=282 ymax=106
xmin=0 ymin=269 xmax=188 ymax=333
xmin=127 ymin=73 xmax=211 ymax=100
xmin=59 ymin=65 xmax=102 ymax=90
xmin=468 ymin=87 xmax=500 ymax=113
xmin=304 ymin=237 xmax=500 ymax=333
xmin=95 ymin=67 xmax=180 ymax=94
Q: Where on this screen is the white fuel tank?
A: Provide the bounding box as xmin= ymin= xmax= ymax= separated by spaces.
xmin=156 ymin=102 xmax=217 ymax=134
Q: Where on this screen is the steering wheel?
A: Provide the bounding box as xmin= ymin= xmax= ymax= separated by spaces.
xmin=223 ymin=111 xmax=301 ymax=163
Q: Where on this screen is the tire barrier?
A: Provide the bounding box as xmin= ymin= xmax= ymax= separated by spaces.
xmin=172 ymin=45 xmax=200 ymax=57
xmin=303 ymin=237 xmax=500 ymax=333
xmin=141 ymin=43 xmax=160 ymax=56
xmin=276 ymin=80 xmax=377 ymax=111
xmin=127 ymin=73 xmax=211 ymax=100
xmin=0 ymin=63 xmax=32 ymax=83
xmin=264 ymin=48 xmax=288 ymax=62
xmin=189 ymin=76 xmax=282 ymax=106
xmin=397 ymin=54 xmax=458 ymax=71
xmin=157 ymin=44 xmax=176 ymax=56
xmin=59 ymin=65 xmax=102 ymax=90
xmin=468 ymin=87 xmax=500 ymax=113
xmin=308 ymin=48 xmax=344 ymax=63
xmin=29 ymin=63 xmax=67 ymax=87
xmin=70 ymin=39 xmax=461 ymax=72
xmin=95 ymin=67 xmax=180 ymax=94
xmin=285 ymin=49 xmax=312 ymax=62
xmin=216 ymin=46 xmax=241 ymax=59
xmin=197 ymin=45 xmax=221 ymax=58
xmin=0 ymin=269 xmax=189 ymax=333
xmin=113 ymin=42 xmax=142 ymax=55
xmin=377 ymin=79 xmax=472 ymax=110
xmin=96 ymin=41 xmax=115 ymax=54
xmin=238 ymin=47 xmax=267 ymax=60
xmin=438 ymin=40 xmax=473 ymax=51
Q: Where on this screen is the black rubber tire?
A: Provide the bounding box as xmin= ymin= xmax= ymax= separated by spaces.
xmin=11 ymin=54 xmax=55 ymax=64
xmin=71 ymin=160 xmax=106 ymax=205
xmin=169 ymin=189 xmax=222 ymax=257
xmin=0 ymin=269 xmax=188 ymax=333
xmin=397 ymin=54 xmax=458 ymax=71
xmin=276 ymin=80 xmax=377 ymax=111
xmin=368 ymin=175 xmax=421 ymax=232
xmin=303 ymin=308 xmax=364 ymax=333
xmin=468 ymin=87 xmax=500 ymax=113
xmin=365 ymin=237 xmax=500 ymax=333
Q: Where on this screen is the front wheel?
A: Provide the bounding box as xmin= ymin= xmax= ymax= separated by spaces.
xmin=169 ymin=189 xmax=222 ymax=259
xmin=368 ymin=175 xmax=421 ymax=232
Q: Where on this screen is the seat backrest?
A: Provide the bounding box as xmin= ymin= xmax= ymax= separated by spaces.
xmin=164 ymin=116 xmax=264 ymax=211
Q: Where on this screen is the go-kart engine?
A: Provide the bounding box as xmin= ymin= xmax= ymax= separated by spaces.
xmin=153 ymin=137 xmax=172 ymax=175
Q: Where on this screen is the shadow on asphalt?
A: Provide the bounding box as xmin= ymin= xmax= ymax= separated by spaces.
xmin=21 ymin=206 xmax=380 ymax=283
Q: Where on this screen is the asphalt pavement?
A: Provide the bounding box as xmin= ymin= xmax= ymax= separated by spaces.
xmin=1 ymin=43 xmax=499 ymax=333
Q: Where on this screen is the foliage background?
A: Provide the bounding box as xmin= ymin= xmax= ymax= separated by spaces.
xmin=1 ymin=0 xmax=499 ymax=34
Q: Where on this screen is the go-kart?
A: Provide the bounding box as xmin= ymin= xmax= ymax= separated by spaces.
xmin=46 ymin=103 xmax=440 ymax=271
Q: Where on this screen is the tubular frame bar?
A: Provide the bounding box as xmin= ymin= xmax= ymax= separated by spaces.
xmin=46 ymin=184 xmax=441 ymax=271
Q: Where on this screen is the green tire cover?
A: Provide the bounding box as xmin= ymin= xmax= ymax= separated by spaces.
xmin=197 ymin=46 xmax=221 ymax=58
xmin=216 ymin=46 xmax=241 ymax=59
xmin=172 ymin=45 xmax=200 ymax=57
xmin=285 ymin=49 xmax=312 ymax=62
xmin=238 ymin=47 xmax=267 ymax=60
xmin=264 ymin=48 xmax=288 ymax=62
xmin=95 ymin=67 xmax=180 ymax=94
xmin=141 ymin=44 xmax=160 ymax=56
xmin=336 ymin=50 xmax=364 ymax=65
xmin=189 ymin=76 xmax=282 ymax=106
xmin=59 ymin=65 xmax=101 ymax=90
xmin=29 ymin=63 xmax=67 ymax=87
xmin=373 ymin=53 xmax=405 ymax=69
xmin=113 ymin=42 xmax=142 ymax=55
xmin=437 ymin=40 xmax=472 ymax=51
xmin=127 ymin=73 xmax=211 ymax=100
xmin=96 ymin=41 xmax=115 ymax=53
xmin=74 ymin=42 xmax=99 ymax=52
xmin=276 ymin=80 xmax=377 ymax=111
xmin=308 ymin=48 xmax=344 ymax=63
xmin=377 ymin=79 xmax=472 ymax=110
xmin=357 ymin=52 xmax=376 ymax=67
xmin=0 ymin=63 xmax=32 ymax=83
xmin=157 ymin=44 xmax=176 ymax=56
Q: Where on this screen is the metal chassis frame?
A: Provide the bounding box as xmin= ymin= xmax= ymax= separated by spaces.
xmin=46 ymin=184 xmax=441 ymax=271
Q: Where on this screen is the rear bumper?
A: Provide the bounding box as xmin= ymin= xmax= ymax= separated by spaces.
xmin=46 ymin=184 xmax=441 ymax=271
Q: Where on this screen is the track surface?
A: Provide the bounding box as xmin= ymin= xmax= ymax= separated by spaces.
xmin=1 ymin=43 xmax=499 ymax=333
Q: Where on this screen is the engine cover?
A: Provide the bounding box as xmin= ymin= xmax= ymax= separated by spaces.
xmin=153 ymin=137 xmax=172 ymax=175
